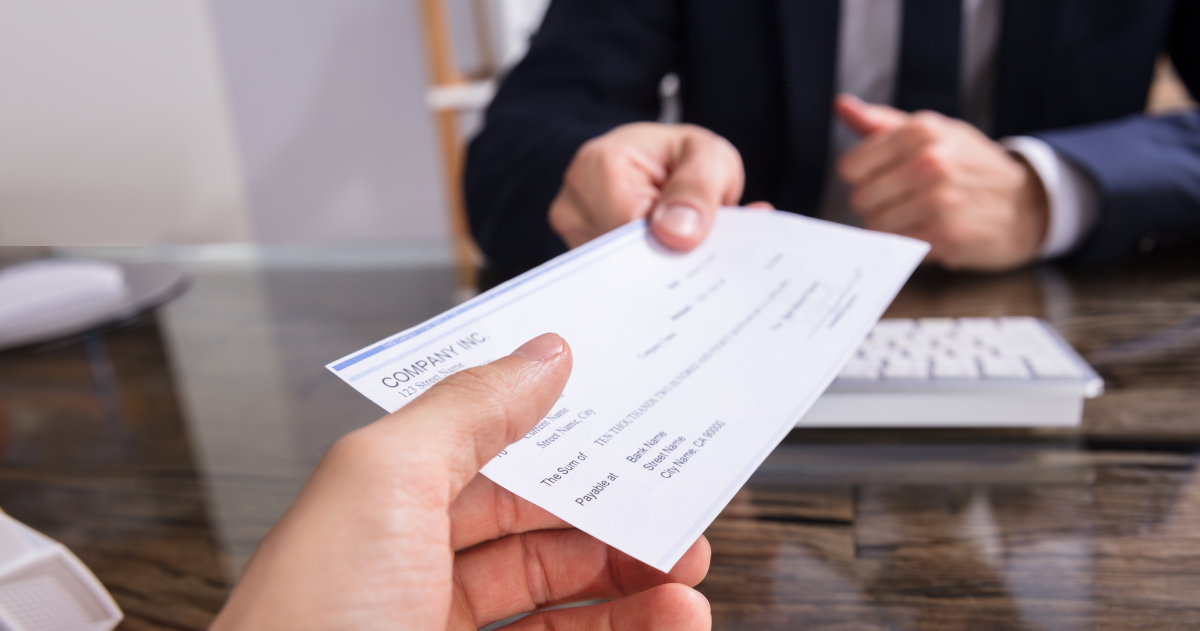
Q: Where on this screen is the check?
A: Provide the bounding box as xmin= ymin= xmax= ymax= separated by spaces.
xmin=326 ymin=209 xmax=928 ymax=571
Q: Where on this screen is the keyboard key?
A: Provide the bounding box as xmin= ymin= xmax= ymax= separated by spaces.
xmin=873 ymin=319 xmax=917 ymax=340
xmin=1022 ymin=343 xmax=1070 ymax=362
xmin=1027 ymin=357 xmax=1080 ymax=378
xmin=917 ymin=318 xmax=957 ymax=334
xmin=998 ymin=317 xmax=1045 ymax=336
xmin=998 ymin=325 xmax=1056 ymax=349
xmin=882 ymin=358 xmax=929 ymax=379
xmin=932 ymin=357 xmax=979 ymax=379
xmin=937 ymin=346 xmax=965 ymax=360
xmin=980 ymin=356 xmax=1030 ymax=379
xmin=839 ymin=359 xmax=879 ymax=380
xmin=854 ymin=348 xmax=886 ymax=366
xmin=903 ymin=349 xmax=934 ymax=364
xmin=959 ymin=317 xmax=999 ymax=335
xmin=909 ymin=331 xmax=947 ymax=351
xmin=938 ymin=338 xmax=977 ymax=357
xmin=888 ymin=342 xmax=918 ymax=358
xmin=1002 ymin=336 xmax=1052 ymax=355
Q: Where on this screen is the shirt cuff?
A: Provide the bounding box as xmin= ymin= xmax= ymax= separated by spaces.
xmin=1001 ymin=136 xmax=1101 ymax=260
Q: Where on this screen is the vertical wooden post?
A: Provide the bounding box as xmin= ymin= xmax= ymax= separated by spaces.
xmin=417 ymin=0 xmax=480 ymax=295
xmin=471 ymin=0 xmax=497 ymax=77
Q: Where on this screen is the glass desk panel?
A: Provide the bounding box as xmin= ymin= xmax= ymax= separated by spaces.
xmin=0 ymin=247 xmax=1197 ymax=629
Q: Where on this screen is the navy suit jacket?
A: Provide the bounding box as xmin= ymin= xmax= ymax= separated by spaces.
xmin=466 ymin=0 xmax=1200 ymax=276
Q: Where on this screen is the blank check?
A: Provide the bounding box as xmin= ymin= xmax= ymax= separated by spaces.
xmin=327 ymin=210 xmax=928 ymax=572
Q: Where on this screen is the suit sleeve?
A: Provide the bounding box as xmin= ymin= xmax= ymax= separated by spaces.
xmin=464 ymin=0 xmax=681 ymax=276
xmin=1034 ymin=1 xmax=1200 ymax=268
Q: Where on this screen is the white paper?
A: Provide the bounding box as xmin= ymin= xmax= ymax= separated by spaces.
xmin=326 ymin=209 xmax=928 ymax=571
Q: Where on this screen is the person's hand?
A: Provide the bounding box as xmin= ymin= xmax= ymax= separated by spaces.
xmin=836 ymin=94 xmax=1050 ymax=271
xmin=550 ymin=122 xmax=747 ymax=251
xmin=211 ymin=333 xmax=712 ymax=630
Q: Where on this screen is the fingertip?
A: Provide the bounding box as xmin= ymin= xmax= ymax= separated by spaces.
xmin=511 ymin=332 xmax=567 ymax=363
xmin=515 ymin=583 xmax=712 ymax=631
xmin=834 ymin=93 xmax=871 ymax=130
xmin=695 ymin=534 xmax=712 ymax=565
xmin=680 ymin=584 xmax=711 ymax=615
xmin=837 ymin=94 xmax=906 ymax=136
xmin=646 ymin=584 xmax=712 ymax=630
xmin=666 ymin=536 xmax=712 ymax=587
xmin=509 ymin=334 xmax=574 ymax=399
xmin=835 ymin=92 xmax=864 ymax=115
xmin=650 ymin=203 xmax=709 ymax=251
xmin=514 ymin=334 xmax=573 ymax=380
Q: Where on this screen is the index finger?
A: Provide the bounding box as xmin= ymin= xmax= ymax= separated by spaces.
xmin=503 ymin=584 xmax=711 ymax=631
xmin=649 ymin=126 xmax=744 ymax=251
xmin=839 ymin=112 xmax=944 ymax=185
xmin=450 ymin=530 xmax=711 ymax=629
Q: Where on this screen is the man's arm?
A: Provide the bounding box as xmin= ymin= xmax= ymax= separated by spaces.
xmin=1036 ymin=112 xmax=1200 ymax=267
xmin=1033 ymin=1 xmax=1200 ymax=267
xmin=465 ymin=0 xmax=679 ymax=276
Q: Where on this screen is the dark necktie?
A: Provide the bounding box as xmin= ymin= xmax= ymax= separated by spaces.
xmin=895 ymin=0 xmax=963 ymax=117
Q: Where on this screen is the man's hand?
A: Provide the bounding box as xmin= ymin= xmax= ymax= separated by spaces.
xmin=836 ymin=94 xmax=1050 ymax=271
xmin=212 ymin=333 xmax=712 ymax=630
xmin=550 ymin=122 xmax=747 ymax=251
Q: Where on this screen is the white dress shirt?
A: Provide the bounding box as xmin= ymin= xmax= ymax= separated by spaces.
xmin=820 ymin=0 xmax=1099 ymax=258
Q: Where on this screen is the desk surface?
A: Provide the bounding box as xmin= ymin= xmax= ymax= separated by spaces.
xmin=1 ymin=250 xmax=1198 ymax=630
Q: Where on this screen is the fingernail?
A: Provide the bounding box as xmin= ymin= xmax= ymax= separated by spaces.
xmin=653 ymin=204 xmax=702 ymax=238
xmin=512 ymin=333 xmax=563 ymax=362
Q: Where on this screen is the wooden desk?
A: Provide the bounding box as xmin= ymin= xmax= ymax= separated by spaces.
xmin=0 ymin=251 xmax=1197 ymax=629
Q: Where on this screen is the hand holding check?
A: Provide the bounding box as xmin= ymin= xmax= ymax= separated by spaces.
xmin=214 ymin=334 xmax=711 ymax=630
xmin=549 ymin=95 xmax=1050 ymax=272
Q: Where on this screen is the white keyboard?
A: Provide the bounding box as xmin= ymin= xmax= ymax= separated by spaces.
xmin=799 ymin=317 xmax=1103 ymax=427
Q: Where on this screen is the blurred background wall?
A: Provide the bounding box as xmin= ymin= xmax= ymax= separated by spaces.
xmin=207 ymin=0 xmax=448 ymax=244
xmin=0 ymin=0 xmax=468 ymax=247
xmin=0 ymin=0 xmax=254 ymax=245
xmin=0 ymin=1 xmax=1189 ymax=250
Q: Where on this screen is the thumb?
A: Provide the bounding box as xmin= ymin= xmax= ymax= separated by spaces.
xmin=650 ymin=127 xmax=744 ymax=251
xmin=399 ymin=333 xmax=573 ymax=497
xmin=835 ymin=93 xmax=909 ymax=136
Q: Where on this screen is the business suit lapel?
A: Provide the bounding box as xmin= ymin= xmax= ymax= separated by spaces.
xmin=775 ymin=0 xmax=840 ymax=215
xmin=993 ymin=0 xmax=1065 ymax=136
